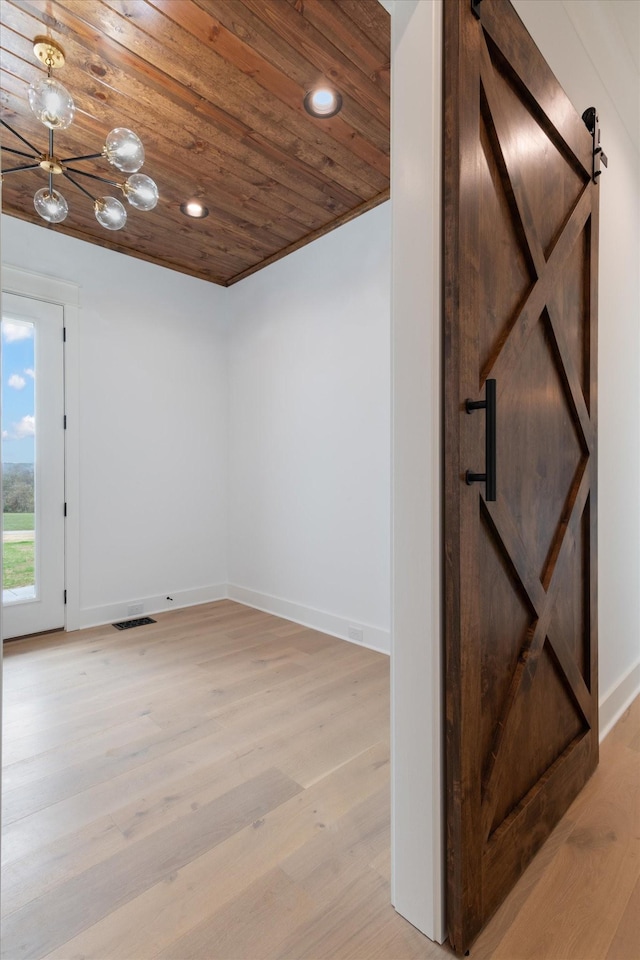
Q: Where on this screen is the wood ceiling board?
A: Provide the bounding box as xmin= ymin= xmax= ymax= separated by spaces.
xmin=1 ymin=0 xmax=390 ymax=286
xmin=2 ymin=13 xmax=354 ymax=228
xmin=2 ymin=2 xmax=377 ymax=229
xmin=19 ymin=0 xmax=383 ymax=195
xmin=154 ymin=0 xmax=391 ymax=160
xmin=63 ymin=0 xmax=387 ymax=188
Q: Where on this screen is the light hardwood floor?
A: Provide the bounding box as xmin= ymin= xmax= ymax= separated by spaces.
xmin=1 ymin=600 xmax=638 ymax=959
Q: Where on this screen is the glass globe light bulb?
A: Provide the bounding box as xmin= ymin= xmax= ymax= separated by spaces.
xmin=28 ymin=77 xmax=75 ymax=129
xmin=123 ymin=173 xmax=158 ymax=211
xmin=33 ymin=187 xmax=68 ymax=223
xmin=104 ymin=128 xmax=145 ymax=173
xmin=94 ymin=196 xmax=127 ymax=230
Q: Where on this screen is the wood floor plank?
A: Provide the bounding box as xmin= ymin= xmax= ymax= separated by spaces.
xmin=2 ymin=767 xmax=303 ymax=960
xmin=2 ymin=713 xmax=160 ymax=792
xmin=489 ymin=742 xmax=640 ymax=959
xmin=276 ymin=690 xmax=389 ymax=787
xmin=210 ymin=655 xmax=387 ymax=736
xmin=1 ymin=814 xmax=129 ymax=918
xmin=1 ymin=717 xmax=232 ymax=865
xmin=40 ymin=742 xmax=390 ymax=960
xmin=3 ymin=601 xmax=638 ymax=960
xmin=154 ymin=866 xmax=316 ymax=960
xmin=279 ymin=785 xmax=390 ymax=901
xmin=605 ymin=874 xmax=640 ymax=960
xmin=272 ymin=867 xmax=404 ymax=960
xmin=2 ymin=713 xmax=223 ymax=824
xmin=107 ymin=735 xmax=278 ymax=845
xmin=3 ymin=661 xmax=210 ymax=741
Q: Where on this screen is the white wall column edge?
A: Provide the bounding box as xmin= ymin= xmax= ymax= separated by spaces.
xmin=390 ymin=0 xmax=446 ymax=943
xmin=1 ymin=264 xmax=80 ymax=633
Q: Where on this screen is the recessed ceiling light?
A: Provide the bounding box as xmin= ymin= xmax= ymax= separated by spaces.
xmin=180 ymin=200 xmax=209 ymax=218
xmin=303 ymin=86 xmax=343 ymax=119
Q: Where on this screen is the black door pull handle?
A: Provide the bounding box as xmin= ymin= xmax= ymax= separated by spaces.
xmin=465 ymin=378 xmax=496 ymax=501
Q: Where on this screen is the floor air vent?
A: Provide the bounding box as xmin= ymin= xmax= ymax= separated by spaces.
xmin=112 ymin=617 xmax=156 ymax=630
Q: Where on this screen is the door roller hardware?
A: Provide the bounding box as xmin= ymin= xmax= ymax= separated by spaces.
xmin=582 ymin=107 xmax=608 ymax=183
xmin=465 ymin=378 xmax=496 ymax=501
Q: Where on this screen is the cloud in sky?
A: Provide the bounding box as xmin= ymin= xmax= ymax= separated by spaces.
xmin=25 ymin=368 xmax=35 ymax=379
xmin=8 ymin=374 xmax=26 ymax=390
xmin=15 ymin=415 xmax=35 ymax=438
xmin=2 ymin=321 xmax=33 ymax=343
xmin=4 ymin=415 xmax=35 ymax=441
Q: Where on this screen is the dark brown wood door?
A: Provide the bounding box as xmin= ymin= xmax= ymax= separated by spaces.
xmin=443 ymin=0 xmax=600 ymax=952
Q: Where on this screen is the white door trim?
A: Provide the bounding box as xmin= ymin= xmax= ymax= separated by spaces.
xmin=2 ymin=264 xmax=80 ymax=632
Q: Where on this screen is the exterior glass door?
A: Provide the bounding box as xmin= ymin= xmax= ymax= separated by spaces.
xmin=2 ymin=293 xmax=65 ymax=638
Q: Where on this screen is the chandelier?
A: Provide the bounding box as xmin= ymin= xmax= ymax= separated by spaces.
xmin=0 ymin=36 xmax=158 ymax=231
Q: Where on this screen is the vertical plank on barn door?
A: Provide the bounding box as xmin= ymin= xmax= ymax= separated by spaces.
xmin=443 ymin=0 xmax=600 ymax=953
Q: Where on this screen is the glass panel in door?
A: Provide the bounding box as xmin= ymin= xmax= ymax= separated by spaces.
xmin=2 ymin=317 xmax=36 ymax=604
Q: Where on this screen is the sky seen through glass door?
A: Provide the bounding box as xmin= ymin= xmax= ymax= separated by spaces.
xmin=2 ymin=319 xmax=35 ymax=464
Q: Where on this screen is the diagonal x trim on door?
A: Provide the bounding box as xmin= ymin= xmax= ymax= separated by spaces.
xmin=479 ymin=462 xmax=593 ymax=842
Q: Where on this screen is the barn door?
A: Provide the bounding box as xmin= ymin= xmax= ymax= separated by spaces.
xmin=443 ymin=0 xmax=600 ymax=952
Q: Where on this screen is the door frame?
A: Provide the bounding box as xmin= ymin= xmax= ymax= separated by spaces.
xmin=390 ymin=0 xmax=446 ymax=945
xmin=1 ymin=264 xmax=80 ymax=633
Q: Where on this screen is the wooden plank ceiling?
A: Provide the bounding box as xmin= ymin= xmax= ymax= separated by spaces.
xmin=0 ymin=0 xmax=390 ymax=286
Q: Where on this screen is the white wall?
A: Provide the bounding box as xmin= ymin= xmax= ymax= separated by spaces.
xmin=513 ymin=0 xmax=640 ymax=733
xmin=226 ymin=203 xmax=391 ymax=652
xmin=2 ymin=216 xmax=230 ymax=626
xmin=1 ymin=206 xmax=391 ymax=643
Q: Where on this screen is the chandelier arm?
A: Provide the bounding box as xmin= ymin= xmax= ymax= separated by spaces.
xmin=63 ymin=169 xmax=97 ymax=201
xmin=64 ymin=166 xmax=121 ymax=189
xmin=0 ymin=118 xmax=40 ymax=155
xmin=1 ymin=163 xmax=42 ymax=174
xmin=0 ymin=145 xmax=41 ymax=161
xmin=60 ymin=152 xmax=103 ymax=163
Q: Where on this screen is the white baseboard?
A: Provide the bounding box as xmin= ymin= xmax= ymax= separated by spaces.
xmin=227 ymin=584 xmax=390 ymax=654
xmin=599 ymin=657 xmax=640 ymax=742
xmin=75 ymin=583 xmax=391 ymax=655
xmin=77 ymin=583 xmax=228 ymax=630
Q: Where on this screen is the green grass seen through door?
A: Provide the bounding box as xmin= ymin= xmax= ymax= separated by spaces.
xmin=3 ymin=541 xmax=35 ymax=590
xmin=3 ymin=513 xmax=35 ymax=531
